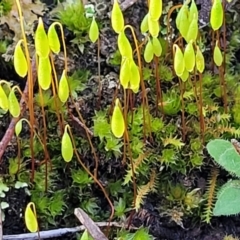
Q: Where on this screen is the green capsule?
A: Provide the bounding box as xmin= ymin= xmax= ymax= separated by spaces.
xmin=111 ymin=0 xmax=124 ymax=34
xmin=186 ymin=16 xmax=198 ymax=43
xmin=149 ymin=0 xmax=162 ymax=21
xmin=35 ymin=17 xmax=50 ymax=58
xmin=111 ymin=99 xmax=125 ymax=138
xmin=48 ymin=24 xmax=60 ymax=54
xmin=117 ymin=31 xmax=132 ymax=58
xmin=8 ymin=88 xmax=20 ymax=118
xmin=120 ymin=57 xmax=130 ymax=89
xmin=58 ymin=70 xmax=69 ymax=103
xmin=140 ymin=13 xmax=149 ymax=34
xmin=15 ymin=119 xmax=23 ymax=137
xmin=129 ymin=59 xmax=140 ymax=93
xmin=0 ymin=85 xmax=9 ymax=111
xmin=210 ymin=0 xmax=223 ymax=31
xmin=213 ymin=41 xmax=223 ymax=67
xmin=189 ymin=0 xmax=198 ymax=23
xmin=144 ymin=39 xmax=154 ymax=63
xmin=38 ymin=57 xmax=52 ymax=90
xmin=173 ymin=44 xmax=185 ymax=77
xmin=176 ymin=4 xmax=189 ymax=39
xmin=184 ymin=41 xmax=195 ymax=72
xmin=180 ymin=68 xmax=189 ymax=82
xmin=61 ymin=125 xmax=73 ymax=162
xmin=152 ymin=37 xmax=162 ymax=57
xmin=14 ymin=40 xmax=28 ymax=78
xmin=196 ymin=46 xmax=205 ymax=73
xmin=148 ymin=16 xmax=160 ymax=38
xmin=89 ymin=17 xmax=99 ymax=43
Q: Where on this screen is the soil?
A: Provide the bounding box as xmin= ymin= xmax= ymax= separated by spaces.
xmin=0 ymin=0 xmax=240 ymax=240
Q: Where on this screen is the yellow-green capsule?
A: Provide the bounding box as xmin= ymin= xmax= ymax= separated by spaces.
xmin=148 ymin=16 xmax=160 ymax=38
xmin=184 ymin=41 xmax=195 ymax=72
xmin=58 ymin=70 xmax=69 ymax=103
xmin=152 ymin=37 xmax=162 ymax=57
xmin=140 ymin=13 xmax=149 ymax=34
xmin=189 ymin=0 xmax=198 ymax=23
xmin=25 ymin=202 xmax=38 ymax=233
xmin=173 ymin=44 xmax=185 ymax=77
xmin=186 ymin=16 xmax=198 ymax=43
xmin=176 ymin=4 xmax=189 ymax=39
xmin=149 ymin=0 xmax=162 ymax=21
xmin=117 ymin=31 xmax=132 ymax=58
xmin=213 ymin=41 xmax=223 ymax=67
xmin=15 ymin=119 xmax=23 ymax=137
xmin=129 ymin=59 xmax=140 ymax=93
xmin=48 ymin=24 xmax=60 ymax=54
xmin=0 ymin=85 xmax=9 ymax=111
xmin=35 ymin=17 xmax=50 ymax=58
xmin=89 ymin=17 xmax=99 ymax=43
xmin=61 ymin=125 xmax=73 ymax=162
xmin=14 ymin=40 xmax=28 ymax=78
xmin=180 ymin=68 xmax=189 ymax=82
xmin=38 ymin=57 xmax=52 ymax=90
xmin=120 ymin=57 xmax=130 ymax=89
xmin=196 ymin=46 xmax=205 ymax=73
xmin=111 ymin=99 xmax=125 ymax=138
xmin=144 ymin=39 xmax=154 ymax=63
xmin=8 ymin=88 xmax=20 ymax=118
xmin=111 ymin=0 xmax=124 ymax=34
xmin=210 ymin=0 xmax=223 ymax=31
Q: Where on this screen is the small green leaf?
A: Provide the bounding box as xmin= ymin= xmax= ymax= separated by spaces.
xmin=89 ymin=17 xmax=99 ymax=43
xmin=213 ymin=180 xmax=240 ymax=216
xmin=207 ymin=139 xmax=240 ymax=177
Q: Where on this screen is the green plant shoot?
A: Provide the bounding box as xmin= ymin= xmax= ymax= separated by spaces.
xmin=89 ymin=16 xmax=99 ymax=43
xmin=111 ymin=0 xmax=124 ymax=34
xmin=48 ymin=23 xmax=61 ymax=54
xmin=58 ymin=70 xmax=69 ymax=103
xmin=25 ymin=202 xmax=38 ymax=233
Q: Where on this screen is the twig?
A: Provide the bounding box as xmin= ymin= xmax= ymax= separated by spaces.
xmin=74 ymin=208 xmax=108 ymax=240
xmin=2 ymin=222 xmax=124 ymax=240
xmin=0 ymin=58 xmax=37 ymax=162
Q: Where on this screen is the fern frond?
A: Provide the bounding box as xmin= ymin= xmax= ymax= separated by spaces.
xmin=162 ymin=135 xmax=184 ymax=149
xmin=202 ymin=167 xmax=219 ymax=223
xmin=123 ymin=153 xmax=149 ymax=185
xmin=135 ymin=170 xmax=157 ymax=211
